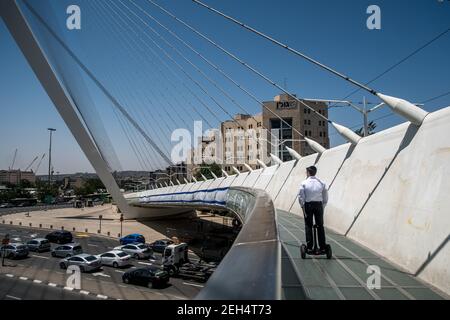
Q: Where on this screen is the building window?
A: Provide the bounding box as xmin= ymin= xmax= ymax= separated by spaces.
xmin=271 ymin=118 xmax=293 ymax=161
xmin=305 ymin=130 xmax=308 ymax=137
xmin=308 ymin=120 xmax=311 ymax=125
xmin=257 ymin=122 xmax=262 ymax=127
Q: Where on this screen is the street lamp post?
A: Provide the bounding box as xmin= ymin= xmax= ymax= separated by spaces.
xmin=47 ymin=128 xmax=56 ymax=186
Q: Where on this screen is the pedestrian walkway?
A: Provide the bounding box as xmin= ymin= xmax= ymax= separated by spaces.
xmin=278 ymin=210 xmax=447 ymax=300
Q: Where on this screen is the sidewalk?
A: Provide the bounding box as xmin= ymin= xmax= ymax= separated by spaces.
xmin=0 ymin=204 xmax=164 ymax=241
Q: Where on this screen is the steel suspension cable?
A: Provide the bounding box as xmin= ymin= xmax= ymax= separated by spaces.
xmin=89 ymin=2 xmax=173 ymax=169
xmin=146 ymin=0 xmax=333 ymax=133
xmin=191 ymin=0 xmax=378 ymax=96
xmin=123 ymin=0 xmax=281 ymax=146
xmin=22 ymin=0 xmax=173 ymax=165
xmin=126 ymin=0 xmax=312 ymax=143
xmin=91 ymin=0 xmax=183 ymax=158
xmin=112 ymin=0 xmax=277 ymax=147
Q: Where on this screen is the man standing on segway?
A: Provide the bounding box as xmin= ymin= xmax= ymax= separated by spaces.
xmin=298 ymin=166 xmax=329 ymax=255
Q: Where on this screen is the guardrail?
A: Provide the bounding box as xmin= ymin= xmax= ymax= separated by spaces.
xmin=196 ymin=187 xmax=281 ymax=300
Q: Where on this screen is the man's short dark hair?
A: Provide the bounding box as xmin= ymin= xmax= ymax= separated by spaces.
xmin=307 ymin=166 xmax=317 ymax=176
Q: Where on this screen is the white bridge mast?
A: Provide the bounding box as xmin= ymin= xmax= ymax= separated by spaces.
xmin=0 ymin=0 xmax=137 ymax=217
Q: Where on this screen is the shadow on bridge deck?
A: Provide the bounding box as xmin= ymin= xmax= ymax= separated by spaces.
xmin=278 ymin=210 xmax=447 ymax=300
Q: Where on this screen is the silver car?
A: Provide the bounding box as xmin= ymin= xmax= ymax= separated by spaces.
xmin=26 ymin=238 xmax=51 ymax=253
xmin=59 ymin=254 xmax=102 ymax=272
xmin=0 ymin=243 xmax=29 ymax=259
xmin=51 ymin=243 xmax=83 ymax=258
xmin=97 ymin=250 xmax=131 ymax=268
xmin=114 ymin=243 xmax=153 ymax=259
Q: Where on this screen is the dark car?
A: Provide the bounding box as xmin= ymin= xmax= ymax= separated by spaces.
xmin=150 ymin=239 xmax=174 ymax=253
xmin=45 ymin=230 xmax=73 ymax=244
xmin=122 ymin=266 xmax=169 ymax=288
xmin=119 ymin=234 xmax=145 ymax=245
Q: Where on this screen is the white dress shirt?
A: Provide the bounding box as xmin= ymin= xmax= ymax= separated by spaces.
xmin=298 ymin=176 xmax=328 ymax=208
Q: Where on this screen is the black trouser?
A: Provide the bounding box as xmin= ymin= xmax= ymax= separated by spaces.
xmin=303 ymin=201 xmax=326 ymax=250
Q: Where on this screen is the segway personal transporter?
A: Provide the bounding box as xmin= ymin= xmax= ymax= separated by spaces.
xmin=300 ymin=224 xmax=332 ymax=259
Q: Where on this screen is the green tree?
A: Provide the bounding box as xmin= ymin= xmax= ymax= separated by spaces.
xmin=74 ymin=178 xmax=105 ymax=196
xmin=36 ymin=182 xmax=59 ymax=202
xmin=195 ymin=163 xmax=222 ymax=180
xmin=355 ymin=121 xmax=377 ymax=136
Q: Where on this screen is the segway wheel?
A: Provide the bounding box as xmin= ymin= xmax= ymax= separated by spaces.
xmin=300 ymin=244 xmax=307 ymax=259
xmin=325 ymin=244 xmax=332 ymax=259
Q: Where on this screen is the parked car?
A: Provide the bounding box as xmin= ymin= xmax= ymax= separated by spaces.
xmin=114 ymin=243 xmax=153 ymax=259
xmin=97 ymin=250 xmax=131 ymax=268
xmin=150 ymin=239 xmax=174 ymax=253
xmin=122 ymin=266 xmax=169 ymax=288
xmin=119 ymin=234 xmax=145 ymax=245
xmin=51 ymin=243 xmax=83 ymax=258
xmin=26 ymin=238 xmax=51 ymax=252
xmin=59 ymin=254 xmax=102 ymax=272
xmin=45 ymin=230 xmax=73 ymax=244
xmin=0 ymin=243 xmax=29 ymax=259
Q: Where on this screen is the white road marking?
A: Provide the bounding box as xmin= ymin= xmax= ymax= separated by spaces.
xmin=48 ymin=283 xmax=57 ymax=287
xmin=97 ymin=294 xmax=108 ymax=299
xmin=31 ymin=255 xmax=49 ymax=260
xmin=64 ymin=286 xmax=74 ymax=291
xmin=138 ymin=262 xmax=152 ymax=266
xmin=87 ymin=244 xmax=99 ymax=247
xmin=33 ymin=279 xmax=42 ymax=284
xmin=6 ymin=274 xmax=14 ymax=278
xmin=182 ymin=282 xmax=204 ymax=288
xmin=115 ymin=270 xmax=125 ymax=273
xmin=80 ymin=290 xmax=90 ymax=295
xmin=92 ymin=272 xmax=110 ymax=278
xmin=19 ymin=277 xmax=28 ymax=281
xmin=6 ymin=295 xmax=22 ymax=300
xmin=118 ymin=284 xmax=127 ymax=288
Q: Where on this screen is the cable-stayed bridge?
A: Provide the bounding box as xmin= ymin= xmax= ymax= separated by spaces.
xmin=1 ymin=0 xmax=449 ymax=299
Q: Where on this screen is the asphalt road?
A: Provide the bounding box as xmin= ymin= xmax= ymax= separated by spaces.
xmin=0 ymin=224 xmax=204 ymax=300
xmin=0 ymin=274 xmax=95 ymax=300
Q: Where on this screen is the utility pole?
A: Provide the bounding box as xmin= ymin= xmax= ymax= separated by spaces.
xmin=363 ymin=97 xmax=369 ymax=137
xmin=47 ymin=128 xmax=56 ymax=186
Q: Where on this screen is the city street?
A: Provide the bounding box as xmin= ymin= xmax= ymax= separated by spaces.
xmin=0 ymin=224 xmax=203 ymax=300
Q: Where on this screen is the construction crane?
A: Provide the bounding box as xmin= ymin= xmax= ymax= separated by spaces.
xmin=34 ymin=153 xmax=46 ymax=174
xmin=24 ymin=156 xmax=39 ymax=172
xmin=9 ymin=148 xmax=18 ymax=170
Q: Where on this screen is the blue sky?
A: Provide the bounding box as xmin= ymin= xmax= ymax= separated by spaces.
xmin=0 ymin=0 xmax=449 ymax=174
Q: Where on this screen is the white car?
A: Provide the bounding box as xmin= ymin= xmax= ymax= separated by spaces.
xmin=114 ymin=243 xmax=153 ymax=260
xmin=97 ymin=250 xmax=131 ymax=268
